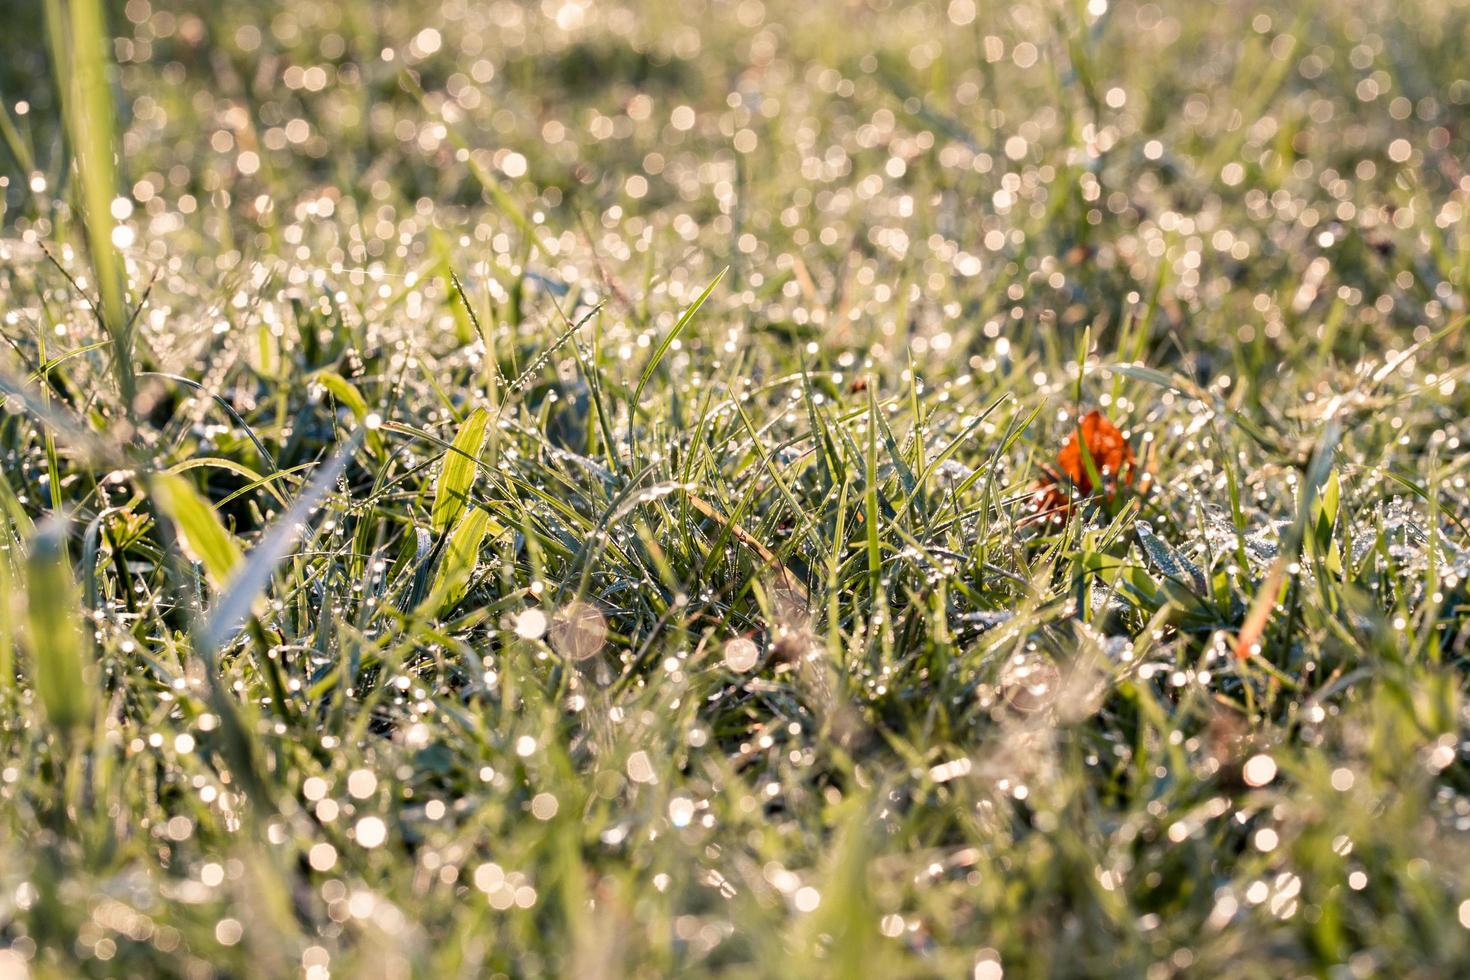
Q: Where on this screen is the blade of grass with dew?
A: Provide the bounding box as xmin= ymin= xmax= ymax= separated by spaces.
xmin=420 ymin=505 xmax=501 ymax=617
xmin=44 ymin=0 xmax=135 ymax=409
xmin=864 ymin=384 xmax=882 ymax=597
xmin=198 ymin=428 xmax=364 ymax=659
xmin=24 ymin=518 xmax=95 ymax=736
xmin=0 ymin=538 xmax=14 ymax=700
xmin=1235 ymin=421 xmax=1342 ymax=661
xmin=431 ymin=407 xmax=492 ymax=534
xmin=152 ymin=472 xmax=245 ymax=593
xmin=310 ymin=368 xmax=385 ymax=457
xmin=631 ymin=267 xmax=727 ymax=409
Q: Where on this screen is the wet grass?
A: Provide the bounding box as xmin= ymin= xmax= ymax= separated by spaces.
xmin=1 ymin=0 xmax=1469 ymax=976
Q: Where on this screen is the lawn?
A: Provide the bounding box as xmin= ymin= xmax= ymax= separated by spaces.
xmin=2 ymin=0 xmax=1469 ymax=976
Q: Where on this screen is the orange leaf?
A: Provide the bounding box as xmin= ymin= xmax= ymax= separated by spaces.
xmin=1056 ymin=410 xmax=1136 ymax=493
xmin=1028 ymin=409 xmax=1139 ymax=524
xmin=1233 ymin=556 xmax=1286 ymax=660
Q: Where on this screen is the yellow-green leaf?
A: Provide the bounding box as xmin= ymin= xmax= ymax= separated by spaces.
xmin=0 ymin=535 xmax=14 ymax=698
xmin=420 ymin=506 xmax=501 ymax=616
xmin=432 ymin=408 xmax=491 ymax=533
xmin=313 ymin=370 xmax=384 ymax=455
xmin=313 ymin=370 xmax=369 ymax=420
xmin=153 ymin=472 xmax=244 ymax=591
xmin=25 ymin=520 xmax=95 ymax=734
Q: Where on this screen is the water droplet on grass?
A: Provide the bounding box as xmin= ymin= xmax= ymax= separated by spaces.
xmin=723 ymin=637 xmax=760 ymax=672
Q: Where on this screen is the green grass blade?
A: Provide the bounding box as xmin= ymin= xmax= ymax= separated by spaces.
xmin=24 ymin=519 xmax=95 ymax=735
xmin=198 ymin=430 xmax=363 ymax=658
xmin=632 ymin=267 xmax=727 ymax=407
xmin=431 ymin=407 xmax=492 ymax=534
xmin=421 ymin=506 xmax=499 ymax=616
xmin=153 ymin=472 xmax=244 ymax=592
xmin=44 ymin=0 xmax=134 ymax=406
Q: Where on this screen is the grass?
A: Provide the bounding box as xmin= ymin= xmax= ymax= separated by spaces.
xmin=1 ymin=0 xmax=1469 ymax=976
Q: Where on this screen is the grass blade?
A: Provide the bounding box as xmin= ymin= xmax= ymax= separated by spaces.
xmin=198 ymin=429 xmax=363 ymax=658
xmin=421 ymin=506 xmax=499 ymax=616
xmin=632 ymin=267 xmax=726 ymax=407
xmin=431 ymin=407 xmax=492 ymax=534
xmin=24 ymin=519 xmax=95 ymax=735
xmin=153 ymin=472 xmax=244 ymax=592
xmin=44 ymin=0 xmax=134 ymax=407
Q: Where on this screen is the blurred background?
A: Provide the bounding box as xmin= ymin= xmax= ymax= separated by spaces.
xmin=3 ymin=0 xmax=1468 ymax=370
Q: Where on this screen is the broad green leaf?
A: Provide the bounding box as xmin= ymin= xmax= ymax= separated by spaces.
xmin=312 ymin=369 xmax=370 ymax=421
xmin=1136 ymin=520 xmax=1206 ymax=594
xmin=154 ymin=472 xmax=244 ymax=591
xmin=1314 ymin=469 xmax=1341 ymax=549
xmin=421 ymin=506 xmax=501 ymax=616
xmin=312 ymin=370 xmax=384 ymax=455
xmin=432 ymin=408 xmax=491 ymax=533
xmin=25 ymin=520 xmax=95 ymax=734
xmin=253 ymin=322 xmax=281 ymax=377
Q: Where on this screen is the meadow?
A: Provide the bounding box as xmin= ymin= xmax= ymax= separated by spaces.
xmin=1 ymin=0 xmax=1469 ymax=976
